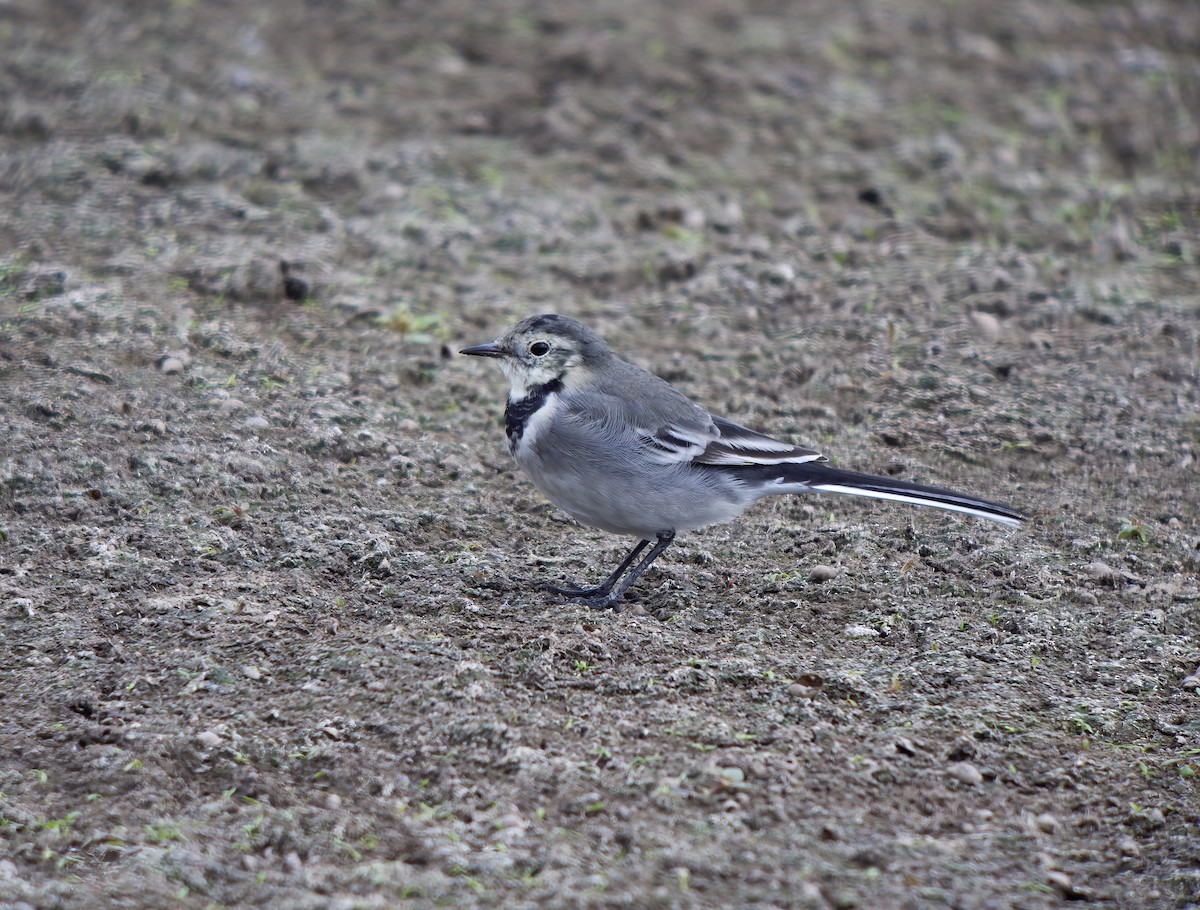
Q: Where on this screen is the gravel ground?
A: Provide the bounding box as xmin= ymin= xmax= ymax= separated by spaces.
xmin=1 ymin=1 xmax=1198 ymax=907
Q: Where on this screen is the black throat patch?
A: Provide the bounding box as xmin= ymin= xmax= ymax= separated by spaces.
xmin=505 ymin=378 xmax=563 ymax=446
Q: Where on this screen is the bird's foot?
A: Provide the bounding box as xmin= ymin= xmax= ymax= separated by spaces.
xmin=583 ymin=593 xmax=624 ymax=612
xmin=536 ymin=580 xmax=624 ymax=611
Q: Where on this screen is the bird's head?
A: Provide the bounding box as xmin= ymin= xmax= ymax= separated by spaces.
xmin=460 ymin=314 xmax=611 ymax=395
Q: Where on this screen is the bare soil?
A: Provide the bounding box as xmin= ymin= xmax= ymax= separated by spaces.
xmin=2 ymin=1 xmax=1199 ymax=907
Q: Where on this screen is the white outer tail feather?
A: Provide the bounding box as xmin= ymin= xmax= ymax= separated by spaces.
xmin=763 ymin=475 xmax=1023 ymax=527
xmin=807 ymin=482 xmax=1023 ymax=527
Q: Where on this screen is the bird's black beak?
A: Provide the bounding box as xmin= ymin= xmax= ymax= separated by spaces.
xmin=459 ymin=341 xmax=508 ymax=358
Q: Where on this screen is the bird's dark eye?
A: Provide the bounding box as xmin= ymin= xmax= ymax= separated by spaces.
xmin=529 ymin=341 xmax=550 ymax=356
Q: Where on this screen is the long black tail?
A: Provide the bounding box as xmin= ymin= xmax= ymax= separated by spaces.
xmin=741 ymin=462 xmax=1024 ymax=526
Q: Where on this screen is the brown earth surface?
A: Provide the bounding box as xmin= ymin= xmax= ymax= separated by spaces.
xmin=2 ymin=1 xmax=1199 ymax=907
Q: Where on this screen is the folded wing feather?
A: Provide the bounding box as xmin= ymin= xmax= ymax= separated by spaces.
xmin=639 ymin=414 xmax=826 ymax=467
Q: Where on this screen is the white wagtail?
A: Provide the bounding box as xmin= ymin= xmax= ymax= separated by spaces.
xmin=462 ymin=314 xmax=1023 ymax=610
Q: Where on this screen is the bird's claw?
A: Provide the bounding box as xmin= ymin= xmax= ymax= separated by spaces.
xmin=585 ymin=594 xmax=622 ymax=612
xmin=537 ymin=579 xmax=623 ymax=610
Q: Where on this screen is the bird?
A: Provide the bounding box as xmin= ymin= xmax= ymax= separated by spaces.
xmin=461 ymin=314 xmax=1024 ymax=610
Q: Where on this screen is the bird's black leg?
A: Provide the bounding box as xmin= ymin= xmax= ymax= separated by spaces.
xmin=539 ymin=531 xmax=677 ymax=610
xmin=538 ymin=539 xmax=650 ymax=599
xmin=596 ymin=531 xmax=675 ymax=610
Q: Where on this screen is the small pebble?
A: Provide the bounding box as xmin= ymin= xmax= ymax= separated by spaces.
xmin=819 ymin=823 xmax=842 ymax=842
xmin=196 ymin=730 xmax=222 ymax=749
xmin=715 ymin=766 xmax=745 ymax=785
xmin=244 ymin=415 xmax=270 ymax=430
xmin=970 ymin=311 xmax=1002 ymax=342
xmin=714 ymin=198 xmax=743 ymax=230
xmin=219 ymin=398 xmax=246 ymax=415
xmin=808 ymin=564 xmax=839 ymax=582
xmin=766 ymin=262 xmax=796 ymax=284
xmin=1117 ymin=835 xmax=1141 ymax=857
xmin=1046 ymin=871 xmax=1073 ymax=894
xmin=397 ymin=418 xmax=420 ymax=434
xmin=1034 ymin=812 xmax=1060 ymax=833
xmin=947 ymin=761 xmax=983 ymax=786
xmin=242 ymin=665 xmax=261 ymax=680
xmin=799 ymin=882 xmax=824 ymax=904
xmin=843 ymin=624 xmax=880 ymax=638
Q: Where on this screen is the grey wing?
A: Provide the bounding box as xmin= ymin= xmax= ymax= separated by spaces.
xmin=635 ymin=412 xmax=825 ymax=468
xmin=567 ymin=363 xmax=725 ymax=465
xmin=692 ymin=415 xmax=825 ymax=466
xmin=568 ymin=362 xmax=825 ymax=467
xmin=563 ymin=389 xmax=720 ymax=465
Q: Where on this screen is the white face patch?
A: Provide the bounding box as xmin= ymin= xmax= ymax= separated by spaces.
xmin=499 ymin=348 xmax=580 ymax=397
